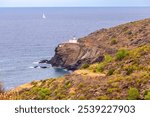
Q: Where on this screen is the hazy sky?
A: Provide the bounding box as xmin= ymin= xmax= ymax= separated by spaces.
xmin=1 ymin=0 xmax=150 ymax=7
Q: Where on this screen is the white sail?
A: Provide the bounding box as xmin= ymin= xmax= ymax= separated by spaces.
xmin=42 ymin=13 xmax=46 ymax=19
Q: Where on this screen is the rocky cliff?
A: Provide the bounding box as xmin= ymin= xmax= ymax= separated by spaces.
xmin=50 ymin=18 xmax=150 ymax=70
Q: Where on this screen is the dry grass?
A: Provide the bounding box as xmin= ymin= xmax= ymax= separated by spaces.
xmin=0 ymin=92 xmax=19 ymax=100
xmin=74 ymin=69 xmax=106 ymax=77
xmin=0 ymin=82 xmax=18 ymax=100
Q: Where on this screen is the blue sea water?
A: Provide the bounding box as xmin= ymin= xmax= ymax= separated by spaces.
xmin=0 ymin=7 xmax=150 ymax=90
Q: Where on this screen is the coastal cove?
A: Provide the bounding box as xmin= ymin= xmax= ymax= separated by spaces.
xmin=0 ymin=7 xmax=150 ymax=90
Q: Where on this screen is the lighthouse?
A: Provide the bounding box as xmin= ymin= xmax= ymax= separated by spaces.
xmin=69 ymin=36 xmax=78 ymax=43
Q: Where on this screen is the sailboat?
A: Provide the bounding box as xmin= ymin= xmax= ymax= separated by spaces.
xmin=42 ymin=13 xmax=46 ymax=19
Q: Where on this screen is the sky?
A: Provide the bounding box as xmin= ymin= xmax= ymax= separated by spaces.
xmin=0 ymin=0 xmax=150 ymax=7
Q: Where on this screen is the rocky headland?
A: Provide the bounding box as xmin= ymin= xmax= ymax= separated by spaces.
xmin=49 ymin=18 xmax=150 ymax=70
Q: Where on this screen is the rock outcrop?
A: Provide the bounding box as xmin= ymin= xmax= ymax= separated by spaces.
xmin=50 ymin=43 xmax=106 ymax=70
xmin=50 ymin=18 xmax=150 ymax=70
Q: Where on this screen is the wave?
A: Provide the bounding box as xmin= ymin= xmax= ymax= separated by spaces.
xmin=29 ymin=66 xmax=49 ymax=69
xmin=32 ymin=61 xmax=39 ymax=64
xmin=29 ymin=66 xmax=41 ymax=69
xmin=29 ymin=66 xmax=34 ymax=69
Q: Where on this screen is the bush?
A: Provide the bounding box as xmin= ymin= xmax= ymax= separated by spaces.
xmin=107 ymin=69 xmax=115 ymax=76
xmin=144 ymin=90 xmax=149 ymax=95
xmin=64 ymin=81 xmax=72 ymax=89
xmin=97 ymin=95 xmax=109 ymax=100
xmin=144 ymin=92 xmax=150 ymax=100
xmin=116 ymin=49 xmax=129 ymax=61
xmin=96 ymin=63 xmax=105 ymax=72
xmin=111 ymin=38 xmax=117 ymax=45
xmin=38 ymin=88 xmax=50 ymax=100
xmin=80 ymin=63 xmax=89 ymax=69
xmin=78 ymin=83 xmax=84 ymax=89
xmin=79 ymin=95 xmax=86 ymax=100
xmin=104 ymin=54 xmax=113 ymax=63
xmin=96 ymin=55 xmax=113 ymax=73
xmin=125 ymin=67 xmax=134 ymax=75
xmin=128 ymin=88 xmax=139 ymax=100
xmin=107 ymin=88 xmax=119 ymax=94
xmin=56 ymin=93 xmax=66 ymax=99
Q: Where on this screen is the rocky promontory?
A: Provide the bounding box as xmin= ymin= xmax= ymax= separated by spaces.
xmin=50 ymin=18 xmax=150 ymax=70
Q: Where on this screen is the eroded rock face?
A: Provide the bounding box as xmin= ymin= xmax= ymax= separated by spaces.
xmin=50 ymin=43 xmax=100 ymax=70
xmin=50 ymin=43 xmax=82 ymax=70
xmin=49 ymin=18 xmax=150 ymax=70
xmin=50 ymin=42 xmax=114 ymax=70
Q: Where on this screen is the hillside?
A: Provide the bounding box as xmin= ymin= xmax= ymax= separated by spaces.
xmin=50 ymin=18 xmax=150 ymax=70
xmin=0 ymin=18 xmax=150 ymax=100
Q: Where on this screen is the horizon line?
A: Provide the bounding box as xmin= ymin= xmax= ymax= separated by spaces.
xmin=0 ymin=6 xmax=150 ymax=8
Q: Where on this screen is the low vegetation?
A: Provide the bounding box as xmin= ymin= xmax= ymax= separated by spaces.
xmin=128 ymin=88 xmax=139 ymax=100
xmin=115 ymin=49 xmax=129 ymax=61
xmin=110 ymin=38 xmax=117 ymax=45
xmin=80 ymin=63 xmax=90 ymax=69
xmin=144 ymin=92 xmax=150 ymax=100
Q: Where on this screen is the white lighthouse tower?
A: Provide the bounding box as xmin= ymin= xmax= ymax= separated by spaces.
xmin=69 ymin=36 xmax=78 ymax=43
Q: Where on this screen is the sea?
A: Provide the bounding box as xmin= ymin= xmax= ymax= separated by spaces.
xmin=0 ymin=7 xmax=150 ymax=90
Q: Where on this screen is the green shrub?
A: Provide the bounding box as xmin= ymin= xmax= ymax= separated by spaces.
xmin=125 ymin=67 xmax=134 ymax=75
xmin=107 ymin=69 xmax=115 ymax=76
xmin=128 ymin=88 xmax=139 ymax=100
xmin=79 ymin=95 xmax=86 ymax=100
xmin=96 ymin=55 xmax=113 ymax=73
xmin=144 ymin=90 xmax=149 ymax=95
xmin=97 ymin=95 xmax=109 ymax=100
xmin=64 ymin=81 xmax=72 ymax=89
xmin=104 ymin=54 xmax=113 ymax=63
xmin=144 ymin=92 xmax=150 ymax=100
xmin=96 ymin=63 xmax=105 ymax=72
xmin=116 ymin=49 xmax=129 ymax=61
xmin=111 ymin=38 xmax=117 ymax=45
xmin=80 ymin=63 xmax=89 ymax=69
xmin=56 ymin=93 xmax=66 ymax=99
xmin=38 ymin=88 xmax=50 ymax=100
xmin=107 ymin=88 xmax=119 ymax=94
xmin=78 ymin=83 xmax=84 ymax=89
